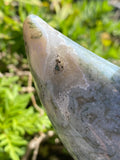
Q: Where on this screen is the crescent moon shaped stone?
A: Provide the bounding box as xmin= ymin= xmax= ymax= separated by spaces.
xmin=23 ymin=15 xmax=120 ymax=160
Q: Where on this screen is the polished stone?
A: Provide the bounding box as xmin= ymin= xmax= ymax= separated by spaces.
xmin=23 ymin=15 xmax=120 ymax=160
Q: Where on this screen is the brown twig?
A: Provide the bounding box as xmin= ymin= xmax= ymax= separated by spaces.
xmin=32 ymin=133 xmax=46 ymax=160
xmin=21 ymin=86 xmax=35 ymax=93
xmin=27 ymin=72 xmax=44 ymax=115
xmin=21 ymin=131 xmax=55 ymax=160
xmin=21 ymin=133 xmax=46 ymax=160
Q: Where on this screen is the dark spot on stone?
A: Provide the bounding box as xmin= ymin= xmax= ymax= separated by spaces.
xmin=54 ymin=57 xmax=64 ymax=74
xmin=56 ymin=59 xmax=61 ymax=63
xmin=31 ymin=31 xmax=42 ymax=39
xmin=87 ymin=113 xmax=97 ymax=123
xmin=77 ymin=96 xmax=96 ymax=106
xmin=55 ymin=64 xmax=60 ymax=71
xmin=27 ymin=21 xmax=36 ymax=28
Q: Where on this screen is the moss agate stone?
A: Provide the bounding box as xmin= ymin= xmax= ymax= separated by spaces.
xmin=23 ymin=15 xmax=120 ymax=160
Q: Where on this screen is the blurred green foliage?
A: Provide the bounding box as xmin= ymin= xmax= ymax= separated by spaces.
xmin=0 ymin=0 xmax=120 ymax=59
xmin=0 ymin=0 xmax=120 ymax=160
xmin=0 ymin=76 xmax=51 ymax=160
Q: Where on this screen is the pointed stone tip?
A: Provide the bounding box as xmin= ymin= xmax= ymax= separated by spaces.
xmin=23 ymin=14 xmax=43 ymax=40
xmin=23 ymin=14 xmax=47 ymax=31
xmin=23 ymin=14 xmax=41 ymax=25
xmin=23 ymin=14 xmax=49 ymax=81
xmin=23 ymin=14 xmax=48 ymax=49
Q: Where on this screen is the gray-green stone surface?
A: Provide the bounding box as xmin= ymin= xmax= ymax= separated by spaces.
xmin=23 ymin=15 xmax=120 ymax=160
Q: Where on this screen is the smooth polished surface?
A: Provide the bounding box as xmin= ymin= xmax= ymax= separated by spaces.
xmin=23 ymin=15 xmax=120 ymax=160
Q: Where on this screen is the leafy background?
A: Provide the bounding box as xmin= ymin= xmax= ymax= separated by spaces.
xmin=0 ymin=0 xmax=120 ymax=160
